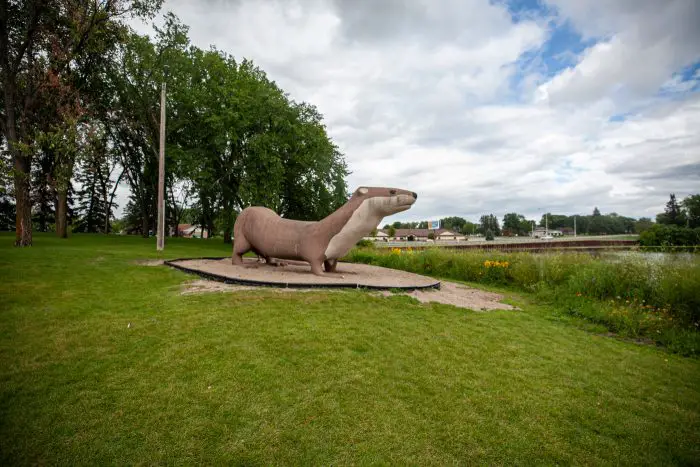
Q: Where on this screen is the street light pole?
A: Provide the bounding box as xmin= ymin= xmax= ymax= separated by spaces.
xmin=156 ymin=80 xmax=166 ymax=251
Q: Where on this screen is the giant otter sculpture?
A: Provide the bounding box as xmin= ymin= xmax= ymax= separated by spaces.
xmin=232 ymin=186 xmax=417 ymax=275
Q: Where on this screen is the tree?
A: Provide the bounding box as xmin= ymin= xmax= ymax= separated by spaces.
xmin=72 ymin=129 xmax=116 ymax=233
xmin=164 ymin=35 xmax=348 ymax=243
xmin=503 ymin=213 xmax=532 ymax=236
xmin=440 ymin=216 xmax=466 ymax=233
xmin=106 ymin=16 xmax=191 ymax=238
xmin=0 ymin=0 xmax=162 ymax=246
xmin=479 ymin=214 xmax=501 ymax=236
xmin=634 ymin=217 xmax=654 ymax=234
xmin=462 ymin=221 xmax=477 ymax=235
xmin=31 ymin=150 xmax=55 ymax=232
xmin=485 ymin=229 xmax=494 ymax=241
xmin=657 ymin=194 xmax=686 ymax=226
xmin=682 ymin=194 xmax=700 ymax=228
xmin=593 ymin=207 xmax=601 ymax=216
xmin=0 ymin=150 xmax=15 ymax=230
xmin=387 ymin=226 xmax=396 ymax=237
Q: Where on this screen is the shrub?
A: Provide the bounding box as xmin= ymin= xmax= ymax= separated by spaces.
xmin=355 ymin=239 xmax=375 ymax=248
xmin=485 ymin=229 xmax=494 ymax=241
xmin=640 ymin=224 xmax=700 ymax=248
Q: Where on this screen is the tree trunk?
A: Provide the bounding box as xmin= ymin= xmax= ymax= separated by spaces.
xmin=13 ymin=154 xmax=32 ymax=246
xmin=141 ymin=207 xmax=149 ymax=238
xmin=105 ymin=170 xmax=123 ymax=234
xmin=5 ymin=77 xmax=32 ymax=246
xmin=222 ymin=202 xmax=233 ymax=244
xmin=56 ymin=188 xmax=68 ymax=238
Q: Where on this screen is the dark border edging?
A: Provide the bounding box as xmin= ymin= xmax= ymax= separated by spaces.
xmin=163 ymin=257 xmax=441 ymax=291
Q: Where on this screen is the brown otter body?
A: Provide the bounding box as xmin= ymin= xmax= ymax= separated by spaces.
xmin=232 ymin=187 xmax=417 ymax=275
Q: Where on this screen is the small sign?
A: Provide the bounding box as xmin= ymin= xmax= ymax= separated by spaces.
xmin=428 ymin=220 xmax=440 ymax=230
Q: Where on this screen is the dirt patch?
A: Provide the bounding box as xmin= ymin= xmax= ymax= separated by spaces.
xmin=380 ymin=281 xmax=517 ymax=311
xmin=133 ymin=259 xmax=164 ymax=266
xmin=168 ymin=258 xmax=439 ymax=289
xmin=180 ymin=279 xmax=334 ymax=295
xmin=181 ymin=279 xmax=256 ymax=295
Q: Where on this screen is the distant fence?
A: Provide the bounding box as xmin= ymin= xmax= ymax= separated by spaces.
xmin=377 ymin=239 xmax=640 ymax=252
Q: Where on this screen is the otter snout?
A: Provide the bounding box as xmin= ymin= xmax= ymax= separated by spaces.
xmin=412 ymin=192 xmax=417 ymax=199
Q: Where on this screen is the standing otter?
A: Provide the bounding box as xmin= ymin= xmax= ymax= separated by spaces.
xmin=232 ymin=187 xmax=417 ymax=275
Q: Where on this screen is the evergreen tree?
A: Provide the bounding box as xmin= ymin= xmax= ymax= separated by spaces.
xmin=73 ymin=155 xmax=113 ymax=233
xmin=31 ymin=153 xmax=56 ymax=232
xmin=658 ymin=193 xmax=686 ymax=226
xmin=479 ymin=214 xmax=501 ymax=236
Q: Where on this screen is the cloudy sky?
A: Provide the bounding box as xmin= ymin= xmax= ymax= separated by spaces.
xmin=125 ymin=0 xmax=700 ymax=224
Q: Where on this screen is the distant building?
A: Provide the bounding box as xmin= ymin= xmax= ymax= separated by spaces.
xmin=531 ymin=227 xmax=563 ymax=238
xmin=370 ymin=228 xmax=465 ymax=241
xmin=363 ymin=230 xmax=389 ymax=241
xmin=435 ymin=229 xmax=463 ymax=241
xmin=176 ymin=224 xmax=209 ymax=239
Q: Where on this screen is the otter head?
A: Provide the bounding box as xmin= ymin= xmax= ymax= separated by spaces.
xmin=351 ymin=186 xmax=418 ymax=216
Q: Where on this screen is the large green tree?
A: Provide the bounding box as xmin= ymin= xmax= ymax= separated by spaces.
xmin=0 ymin=0 xmax=162 ymax=246
xmin=682 ymin=194 xmax=700 ymax=228
xmin=503 ymin=213 xmax=532 ymax=236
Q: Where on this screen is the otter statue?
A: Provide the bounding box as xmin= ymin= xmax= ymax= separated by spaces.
xmin=232 ymin=186 xmax=417 ymax=276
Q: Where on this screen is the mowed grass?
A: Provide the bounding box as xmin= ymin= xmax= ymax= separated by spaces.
xmin=1 ymin=233 xmax=699 ymax=465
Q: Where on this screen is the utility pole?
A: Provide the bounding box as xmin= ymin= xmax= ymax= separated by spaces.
xmin=574 ymin=215 xmax=577 ymax=237
xmin=156 ymin=80 xmax=166 ymax=251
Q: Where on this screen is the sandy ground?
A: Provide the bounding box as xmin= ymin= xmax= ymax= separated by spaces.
xmin=179 ymin=278 xmax=515 ymax=311
xmin=378 ymin=281 xmax=516 ymax=311
xmin=180 ymin=279 xmax=334 ymax=295
xmin=169 ymin=258 xmax=440 ymax=289
xmin=169 ymin=258 xmax=515 ymax=311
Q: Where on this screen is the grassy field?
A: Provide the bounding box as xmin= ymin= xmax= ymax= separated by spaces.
xmin=346 ymin=247 xmax=700 ymax=356
xmin=1 ymin=233 xmax=699 ymax=465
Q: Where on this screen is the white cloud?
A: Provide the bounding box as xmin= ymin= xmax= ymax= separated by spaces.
xmin=118 ymin=0 xmax=700 ymax=224
xmin=538 ymin=0 xmax=700 ymax=110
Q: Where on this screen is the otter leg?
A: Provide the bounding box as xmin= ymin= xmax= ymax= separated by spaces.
xmin=324 ymin=259 xmax=338 ymax=273
xmin=310 ymin=260 xmax=326 ymax=276
xmin=232 ymin=235 xmax=251 ymax=265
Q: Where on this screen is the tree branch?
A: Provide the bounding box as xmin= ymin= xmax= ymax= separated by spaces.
xmin=10 ymin=0 xmax=43 ymax=73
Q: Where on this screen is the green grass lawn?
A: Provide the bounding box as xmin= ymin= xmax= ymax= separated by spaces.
xmin=1 ymin=233 xmax=699 ymax=465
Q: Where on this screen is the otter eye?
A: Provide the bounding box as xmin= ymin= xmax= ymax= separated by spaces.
xmin=390 ymin=190 xmax=396 ymax=195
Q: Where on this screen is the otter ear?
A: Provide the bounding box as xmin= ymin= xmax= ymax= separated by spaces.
xmin=357 ymin=187 xmax=369 ymax=195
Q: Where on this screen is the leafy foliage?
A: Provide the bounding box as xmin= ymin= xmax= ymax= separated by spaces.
xmin=479 ymin=214 xmax=501 ymax=236
xmin=639 ymin=224 xmax=700 ymax=248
